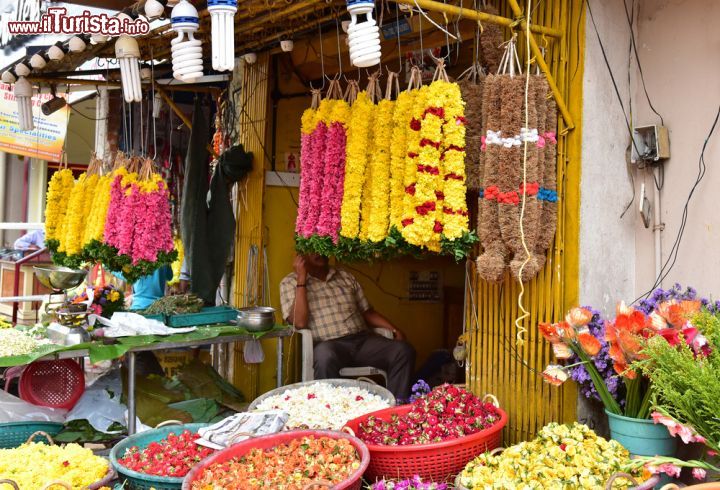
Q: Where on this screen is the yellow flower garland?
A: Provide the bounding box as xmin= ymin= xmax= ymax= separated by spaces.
xmin=400 ymin=86 xmax=427 ymax=246
xmin=438 ymin=81 xmax=469 ymax=240
xmin=168 ymin=237 xmax=184 ymax=286
xmin=44 ymin=168 xmax=74 ymax=243
xmin=365 ymin=98 xmax=395 ymax=242
xmin=341 ymin=91 xmax=374 ymax=239
xmin=301 ymin=106 xmax=318 ymax=135
xmin=388 ymin=90 xmax=415 ymax=231
xmin=83 ymin=174 xmax=113 ymax=245
xmin=60 ymin=172 xmax=94 ymax=254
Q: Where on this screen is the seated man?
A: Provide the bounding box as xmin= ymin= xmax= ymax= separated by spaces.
xmin=280 ymin=253 xmax=415 ymax=400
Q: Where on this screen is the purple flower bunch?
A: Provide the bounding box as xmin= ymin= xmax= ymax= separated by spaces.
xmin=408 ymin=379 xmax=431 ymax=404
xmin=370 ymin=476 xmax=448 ymax=490
xmin=569 ymin=307 xmax=624 ymax=404
xmin=637 ymin=283 xmax=720 ymax=315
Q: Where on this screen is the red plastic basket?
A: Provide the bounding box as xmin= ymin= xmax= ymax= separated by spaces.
xmin=19 ymin=359 xmax=85 ymax=410
xmin=181 ymin=429 xmax=370 ymax=490
xmin=344 ymin=404 xmax=507 ymax=482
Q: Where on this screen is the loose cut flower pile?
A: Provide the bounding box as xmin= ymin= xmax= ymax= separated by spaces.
xmin=357 ymin=384 xmax=500 ymax=446
xmin=190 ymin=435 xmax=361 ymax=490
xmin=119 ymin=429 xmax=214 ymax=478
xmin=44 ymin=154 xmax=177 ymax=283
xmin=295 ymin=68 xmax=477 ymax=262
xmin=0 ymin=441 xmax=109 ymax=489
xmin=0 ymin=328 xmax=50 ymax=357
xmin=457 ymin=423 xmax=635 ymax=489
xmin=370 ymin=476 xmax=448 ymax=490
xmin=253 ymin=381 xmax=390 ymax=430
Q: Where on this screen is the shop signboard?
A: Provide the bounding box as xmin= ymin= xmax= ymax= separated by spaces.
xmin=0 ymin=82 xmax=69 ymax=161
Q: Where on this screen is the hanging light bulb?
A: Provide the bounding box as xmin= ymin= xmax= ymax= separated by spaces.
xmin=48 ymin=42 xmax=67 ymax=61
xmin=346 ymin=0 xmax=381 ymax=68
xmin=1 ymin=70 xmax=17 ymax=84
xmin=166 ymin=0 xmax=179 ymax=7
xmin=207 ymin=0 xmax=237 ymax=71
xmin=280 ymin=39 xmax=294 ymax=52
xmin=14 ymin=61 xmax=31 ymax=77
xmin=91 ymin=34 xmax=109 ymax=45
xmin=30 ymin=52 xmax=49 ymax=69
xmin=144 ymin=0 xmax=165 ymax=19
xmin=170 ymin=0 xmax=203 ymax=82
xmin=14 ymin=77 xmax=34 ymax=131
xmin=68 ymin=36 xmax=87 ymax=53
xmin=152 ymin=91 xmax=163 ymax=118
xmin=140 ymin=66 xmax=152 ymax=80
xmin=243 ymin=52 xmax=257 ymax=64
xmin=115 ymin=35 xmax=143 ymax=103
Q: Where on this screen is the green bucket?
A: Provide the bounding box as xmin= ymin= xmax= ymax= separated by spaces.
xmin=606 ymin=410 xmax=677 ymax=457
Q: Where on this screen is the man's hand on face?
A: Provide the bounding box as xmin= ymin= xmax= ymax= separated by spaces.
xmin=293 ymin=255 xmax=308 ymax=282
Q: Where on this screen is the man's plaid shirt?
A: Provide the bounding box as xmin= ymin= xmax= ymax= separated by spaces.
xmin=280 ymin=268 xmax=370 ymax=341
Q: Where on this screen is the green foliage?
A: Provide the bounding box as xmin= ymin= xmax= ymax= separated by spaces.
xmin=637 ymin=335 xmax=720 ymax=452
xmin=692 ymin=310 xmax=720 ymax=345
xmin=294 ymin=228 xmax=477 ymax=263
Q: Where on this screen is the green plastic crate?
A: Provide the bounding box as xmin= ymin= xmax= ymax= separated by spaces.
xmin=166 ymin=306 xmax=238 ymax=328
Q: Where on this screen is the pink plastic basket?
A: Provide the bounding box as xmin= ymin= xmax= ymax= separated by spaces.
xmin=182 ymin=429 xmax=370 ymax=490
xmin=344 ymin=404 xmax=507 ymax=482
xmin=19 ymin=360 xmax=85 ymax=410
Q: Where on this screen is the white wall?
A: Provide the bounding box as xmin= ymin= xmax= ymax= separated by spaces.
xmin=632 ymin=0 xmax=720 ymax=298
xmin=579 ymin=0 xmax=637 ymax=313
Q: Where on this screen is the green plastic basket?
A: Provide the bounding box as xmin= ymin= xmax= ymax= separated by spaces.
xmin=0 ymin=421 xmax=64 ymax=449
xmin=166 ymin=306 xmax=238 ymax=328
xmin=110 ymin=423 xmax=209 ymax=490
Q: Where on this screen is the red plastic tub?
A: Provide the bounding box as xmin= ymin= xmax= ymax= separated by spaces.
xmin=182 ymin=429 xmax=370 ymax=490
xmin=344 ymin=404 xmax=507 ymax=482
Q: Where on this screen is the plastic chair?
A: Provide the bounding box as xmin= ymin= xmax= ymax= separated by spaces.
xmin=299 ymin=328 xmax=393 ymax=385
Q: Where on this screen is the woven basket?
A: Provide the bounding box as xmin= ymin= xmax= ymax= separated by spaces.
xmin=0 ymin=421 xmax=63 ymax=449
xmin=110 ymin=422 xmax=209 ymax=490
xmin=181 ymin=429 xmax=369 ymax=490
xmin=248 ymin=378 xmax=396 ymax=411
xmin=344 ymin=396 xmax=507 ymax=482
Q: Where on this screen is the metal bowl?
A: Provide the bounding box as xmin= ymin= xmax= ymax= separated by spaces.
xmin=237 ymin=306 xmax=275 ymax=332
xmin=34 ymin=266 xmax=87 ymax=291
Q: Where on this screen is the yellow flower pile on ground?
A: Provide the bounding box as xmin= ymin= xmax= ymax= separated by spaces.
xmin=0 ymin=442 xmax=109 ymax=489
xmin=341 ymin=91 xmax=374 ymax=239
xmin=458 ymin=423 xmax=635 ymax=489
xmin=44 ymin=168 xmax=75 ymax=244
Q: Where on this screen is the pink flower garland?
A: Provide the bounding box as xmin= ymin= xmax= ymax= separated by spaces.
xmin=295 ymin=131 xmax=314 ymax=235
xmin=131 ymin=183 xmax=174 ymax=263
xmin=103 ymin=174 xmax=125 ymax=247
xmin=316 ymin=121 xmax=347 ymax=241
xmin=117 ymin=183 xmax=141 ymax=257
xmin=301 ymin=123 xmax=328 ymax=237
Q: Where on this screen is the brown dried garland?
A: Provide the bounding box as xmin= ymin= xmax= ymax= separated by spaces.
xmin=536 ymin=80 xmax=558 ymax=259
xmin=476 ymin=74 xmax=508 ymax=282
xmin=479 ymin=5 xmax=504 ymax=75
xmin=459 ymin=78 xmax=485 ymax=192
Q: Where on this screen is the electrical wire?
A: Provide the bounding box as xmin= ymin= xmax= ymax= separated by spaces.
xmin=622 ymin=0 xmax=664 ymax=127
xmin=633 ymin=104 xmax=720 ymax=303
xmin=586 ymin=0 xmax=643 ymax=218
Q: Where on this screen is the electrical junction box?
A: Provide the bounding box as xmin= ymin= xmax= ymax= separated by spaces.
xmin=631 ymin=125 xmax=670 ymax=164
xmin=408 ymin=270 xmax=442 ymax=303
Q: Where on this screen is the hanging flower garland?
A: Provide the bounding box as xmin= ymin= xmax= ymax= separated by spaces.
xmin=358 ymin=76 xmax=380 ymax=242
xmin=476 ymin=74 xmax=509 ymax=282
xmin=44 ymin=167 xmax=75 ymax=254
xmin=340 ymin=89 xmax=374 ymax=239
xmin=535 ymin=79 xmax=559 ymax=261
xmin=316 ymin=95 xmax=350 ymax=241
xmin=459 ymin=78 xmax=484 ymax=192
xmin=83 ymin=172 xmax=113 ymax=254
xmin=388 ymin=89 xmax=415 ymax=232
xmin=296 ymin=89 xmax=324 ymax=238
